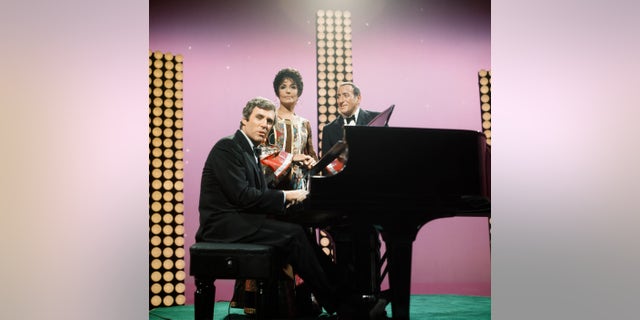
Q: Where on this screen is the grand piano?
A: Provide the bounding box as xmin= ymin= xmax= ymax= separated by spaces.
xmin=295 ymin=125 xmax=491 ymax=320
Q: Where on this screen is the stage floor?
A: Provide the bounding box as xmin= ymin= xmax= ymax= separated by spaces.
xmin=149 ymin=294 xmax=490 ymax=320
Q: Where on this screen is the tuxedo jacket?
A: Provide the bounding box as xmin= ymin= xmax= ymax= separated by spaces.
xmin=195 ymin=130 xmax=285 ymax=242
xmin=321 ymin=108 xmax=380 ymax=154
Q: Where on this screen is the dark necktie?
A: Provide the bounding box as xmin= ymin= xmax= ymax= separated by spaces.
xmin=253 ymin=146 xmax=262 ymax=166
xmin=252 ymin=146 xmax=265 ymax=189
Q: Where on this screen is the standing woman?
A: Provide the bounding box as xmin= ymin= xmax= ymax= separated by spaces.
xmin=264 ymin=67 xmax=317 ymax=190
xmin=265 ymin=67 xmax=320 ymax=315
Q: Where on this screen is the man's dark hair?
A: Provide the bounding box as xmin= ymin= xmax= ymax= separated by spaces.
xmin=338 ymin=81 xmax=361 ymax=97
xmin=240 ymin=97 xmax=276 ymax=128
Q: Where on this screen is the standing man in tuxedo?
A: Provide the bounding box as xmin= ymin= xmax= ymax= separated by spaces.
xmin=321 ymin=81 xmax=380 ymax=153
xmin=320 ymin=82 xmax=386 ymax=312
xmin=195 ymin=97 xmax=343 ymax=314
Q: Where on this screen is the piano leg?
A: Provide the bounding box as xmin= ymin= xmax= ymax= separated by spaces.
xmin=381 ymin=230 xmax=415 ymax=320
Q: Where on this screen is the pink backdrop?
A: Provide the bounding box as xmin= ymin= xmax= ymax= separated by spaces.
xmin=150 ymin=0 xmax=491 ymax=303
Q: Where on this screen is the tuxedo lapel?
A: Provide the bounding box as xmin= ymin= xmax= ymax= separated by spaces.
xmin=338 ymin=115 xmax=347 ymax=128
xmin=233 ymin=130 xmax=265 ymax=189
xmin=356 ymin=109 xmax=370 ymax=125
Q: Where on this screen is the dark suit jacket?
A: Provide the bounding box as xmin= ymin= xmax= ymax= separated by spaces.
xmin=321 ymin=108 xmax=380 ymax=154
xmin=195 ymin=130 xmax=285 ymax=242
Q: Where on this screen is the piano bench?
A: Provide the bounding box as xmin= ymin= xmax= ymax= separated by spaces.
xmin=189 ymin=242 xmax=277 ymax=320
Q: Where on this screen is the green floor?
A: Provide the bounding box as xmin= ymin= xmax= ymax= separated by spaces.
xmin=149 ymin=294 xmax=490 ymax=320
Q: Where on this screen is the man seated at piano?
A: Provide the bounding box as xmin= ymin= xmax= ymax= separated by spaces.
xmin=321 ymin=82 xmax=388 ymax=313
xmin=195 ymin=97 xmax=348 ymax=316
xmin=231 ymin=68 xmax=321 ymax=318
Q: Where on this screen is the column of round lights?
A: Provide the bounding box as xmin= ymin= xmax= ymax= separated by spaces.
xmin=478 ymin=69 xmax=491 ymax=146
xmin=149 ymin=50 xmax=186 ymax=309
xmin=316 ymin=9 xmax=353 ymax=156
xmin=315 ymin=9 xmax=353 ymax=258
xmin=477 ymin=69 xmax=492 ymax=247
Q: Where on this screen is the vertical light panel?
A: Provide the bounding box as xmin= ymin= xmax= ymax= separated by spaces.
xmin=478 ymin=69 xmax=492 ymax=146
xmin=478 ymin=69 xmax=492 ymax=246
xmin=149 ymin=50 xmax=187 ymax=309
xmin=316 ymin=9 xmax=354 ymax=156
xmin=315 ymin=9 xmax=354 ymax=258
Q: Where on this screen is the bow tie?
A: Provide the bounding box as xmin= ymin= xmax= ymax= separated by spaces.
xmin=344 ymin=115 xmax=356 ymax=125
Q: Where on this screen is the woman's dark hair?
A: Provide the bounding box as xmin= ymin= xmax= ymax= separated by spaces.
xmin=273 ymin=68 xmax=304 ymax=97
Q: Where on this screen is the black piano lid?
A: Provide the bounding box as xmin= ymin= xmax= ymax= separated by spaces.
xmin=307 ymin=126 xmax=490 ymax=217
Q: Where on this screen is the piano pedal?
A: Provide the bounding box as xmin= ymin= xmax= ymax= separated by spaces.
xmin=361 ymin=294 xmax=377 ymax=304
